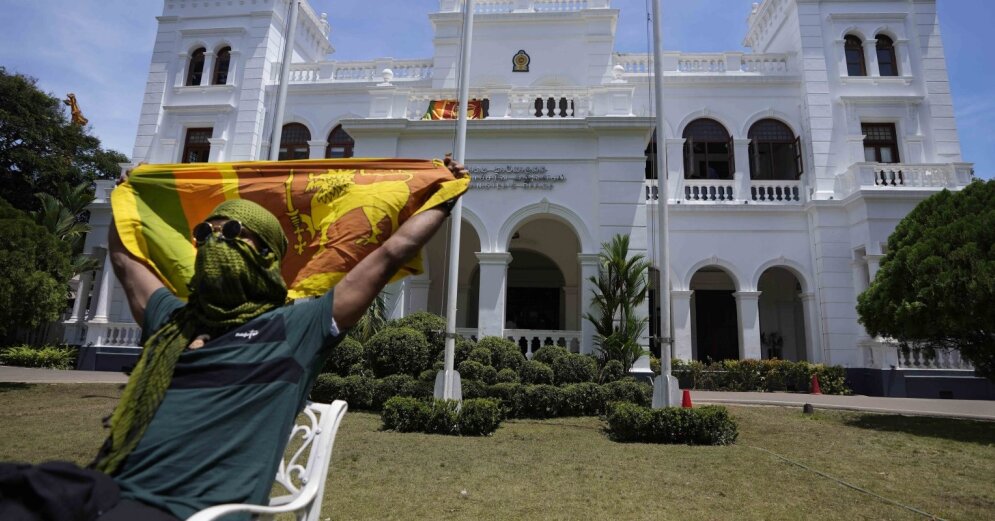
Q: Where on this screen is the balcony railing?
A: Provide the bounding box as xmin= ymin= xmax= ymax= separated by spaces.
xmin=456 ymin=328 xmax=581 ymax=357
xmin=614 ymin=52 xmax=792 ymax=77
xmin=645 ymin=178 xmax=804 ymax=205
xmin=439 ymin=0 xmax=611 ymax=12
xmin=834 ymin=163 xmax=973 ymax=199
xmin=288 ymin=60 xmax=434 ymax=84
xmin=862 ymin=338 xmax=975 ymax=371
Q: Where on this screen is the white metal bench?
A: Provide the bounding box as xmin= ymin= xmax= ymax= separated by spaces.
xmin=188 ymin=400 xmax=348 ymax=521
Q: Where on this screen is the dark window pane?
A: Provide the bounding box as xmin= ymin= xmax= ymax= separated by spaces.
xmin=182 ymin=127 xmax=212 ymax=164
xmin=326 ymin=125 xmax=355 ymax=158
xmin=844 ymin=36 xmax=866 ymax=76
xmin=876 ymin=36 xmax=898 ymax=77
xmin=187 ymin=48 xmax=206 ymax=86
xmin=213 ymin=47 xmax=231 ymax=85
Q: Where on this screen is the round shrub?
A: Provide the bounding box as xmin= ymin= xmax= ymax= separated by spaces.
xmin=603 ymin=378 xmax=651 ymax=407
xmin=347 ymin=363 xmax=373 ymax=378
xmin=458 ymin=360 xmax=489 ymax=383
xmin=517 ymin=384 xmax=565 ymax=418
xmin=454 ymin=336 xmax=477 ymax=366
xmin=372 ymin=374 xmax=419 ymax=409
xmin=382 ymin=396 xmax=429 ymax=432
xmin=365 ymin=327 xmax=431 ymax=377
xmin=391 ymin=311 xmax=446 ymax=356
xmin=310 ymin=374 xmax=374 ymax=410
xmin=468 ymin=347 xmax=492 ymax=366
xmin=649 ymin=355 xmax=661 ymax=375
xmin=424 ymin=399 xmax=461 ymax=435
xmin=533 ymin=345 xmax=570 ymax=366
xmin=496 ymin=368 xmax=520 ymax=383
xmin=485 ymin=382 xmax=523 ymax=416
xmin=419 ymin=369 xmax=437 ymax=383
xmin=460 ymin=377 xmax=488 ymax=399
xmin=458 ymin=398 xmax=503 ymax=436
xmin=322 ymin=336 xmax=363 ymax=375
xmin=561 ymin=382 xmax=607 ymax=416
xmin=477 ymin=337 xmax=524 ymax=372
xmin=606 ymin=403 xmax=738 ymax=445
xmin=520 ymin=360 xmax=554 ymax=385
xmin=552 ymin=354 xmax=597 ymax=385
xmin=600 ymin=359 xmax=625 ymax=383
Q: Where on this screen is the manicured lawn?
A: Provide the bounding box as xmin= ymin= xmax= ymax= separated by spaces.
xmin=2 ymin=383 xmax=993 ymax=520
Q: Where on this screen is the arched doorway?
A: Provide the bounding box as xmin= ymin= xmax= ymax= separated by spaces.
xmin=690 ymin=267 xmax=739 ymax=361
xmin=757 ymin=267 xmax=807 ymax=361
xmin=505 ymin=249 xmax=565 ymax=330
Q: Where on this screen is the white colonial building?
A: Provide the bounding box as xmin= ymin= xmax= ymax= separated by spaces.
xmin=65 ymin=0 xmax=990 ymax=398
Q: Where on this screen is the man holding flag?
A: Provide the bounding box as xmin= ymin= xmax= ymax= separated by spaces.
xmin=0 ymin=157 xmax=467 ymax=521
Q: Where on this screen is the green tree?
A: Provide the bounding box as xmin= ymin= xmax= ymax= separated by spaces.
xmin=0 ymin=67 xmax=127 ymax=214
xmin=584 ymin=234 xmax=651 ymax=372
xmin=32 ymin=182 xmax=100 ymax=276
xmin=0 ymin=198 xmax=73 ymax=340
xmin=857 ymin=180 xmax=995 ymax=380
xmin=352 ymin=291 xmax=390 ymax=343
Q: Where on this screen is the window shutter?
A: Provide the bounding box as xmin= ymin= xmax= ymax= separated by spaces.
xmin=794 ymin=136 xmax=804 ymax=178
xmin=728 ymin=135 xmax=735 ymax=176
xmin=685 ymin=137 xmax=695 ymax=178
xmin=749 ymin=139 xmax=760 ymax=179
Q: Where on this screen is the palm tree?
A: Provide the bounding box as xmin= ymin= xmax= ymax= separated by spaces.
xmin=32 ymin=182 xmax=99 ymax=276
xmin=353 ymin=291 xmax=390 ymax=343
xmin=584 ymin=234 xmax=651 ymax=371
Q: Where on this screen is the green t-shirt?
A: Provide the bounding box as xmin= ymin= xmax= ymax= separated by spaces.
xmin=113 ymin=287 xmax=344 ymax=519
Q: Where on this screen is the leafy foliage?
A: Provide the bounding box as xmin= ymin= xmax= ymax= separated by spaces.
xmin=520 ymin=359 xmax=554 ymax=385
xmin=0 ymin=345 xmax=77 ymax=369
xmin=605 ymin=402 xmax=738 ymax=445
xmin=532 ymin=345 xmax=570 ymax=366
xmin=671 ymin=359 xmax=850 ymax=395
xmin=364 ymin=327 xmax=431 ymax=377
xmin=0 ymin=67 xmax=127 ymax=214
xmin=322 ymin=336 xmax=363 ymax=376
xmin=0 ymin=200 xmax=73 ymax=339
xmin=477 ymin=336 xmax=524 ymax=372
xmin=352 ymin=292 xmax=390 ymax=344
xmin=584 ymin=235 xmax=651 ymax=372
xmin=381 ymin=397 xmax=503 ymax=436
xmin=857 ymin=181 xmax=995 ymax=379
xmin=551 ymin=353 xmax=598 ymax=384
xmin=391 ymin=311 xmax=447 ymax=356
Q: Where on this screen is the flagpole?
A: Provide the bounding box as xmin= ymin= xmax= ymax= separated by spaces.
xmin=650 ymin=0 xmax=679 ymax=408
xmin=268 ymin=0 xmax=300 ymax=160
xmin=436 ymin=0 xmax=475 ymax=401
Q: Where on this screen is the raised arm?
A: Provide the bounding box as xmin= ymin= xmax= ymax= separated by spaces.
xmin=108 ymin=218 xmax=164 ymax=326
xmin=332 ymin=158 xmax=467 ymax=329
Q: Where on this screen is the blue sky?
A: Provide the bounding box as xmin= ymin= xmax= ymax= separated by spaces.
xmin=0 ymin=0 xmax=990 ymax=178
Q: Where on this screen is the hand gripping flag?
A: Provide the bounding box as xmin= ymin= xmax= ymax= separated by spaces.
xmin=111 ymin=158 xmax=469 ymax=300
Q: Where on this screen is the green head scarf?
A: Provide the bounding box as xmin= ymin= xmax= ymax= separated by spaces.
xmin=94 ymin=200 xmax=289 ymax=475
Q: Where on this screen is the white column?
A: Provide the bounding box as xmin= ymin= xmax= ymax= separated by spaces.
xmin=671 ymin=290 xmax=694 ymax=360
xmin=175 ymin=53 xmax=190 ymax=87
xmin=225 ymin=50 xmax=241 ymax=86
xmin=201 ymin=52 xmax=215 ymax=86
xmin=563 ymin=285 xmax=578 ymax=330
xmin=864 ymin=39 xmax=879 ymax=77
xmin=476 ymin=252 xmax=511 ymax=338
xmin=68 ymin=269 xmax=95 ymax=322
xmin=866 ymin=254 xmax=884 ymax=281
xmin=665 ymin=138 xmax=685 ymax=201
xmin=308 ymin=139 xmax=327 ymax=159
xmin=733 ymin=138 xmax=751 ymax=201
xmin=734 ymin=291 xmax=762 ymax=360
xmin=895 ymin=39 xmax=912 ymax=77
xmin=799 ymin=292 xmax=821 ymax=363
xmin=208 ymin=137 xmax=227 ymax=162
xmin=578 ymin=253 xmax=600 ymax=355
xmin=408 ymin=278 xmax=431 ymax=313
xmin=91 ymin=251 xmax=115 ymax=323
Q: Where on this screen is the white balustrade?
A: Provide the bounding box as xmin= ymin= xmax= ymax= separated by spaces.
xmin=740 ymin=55 xmax=788 ymax=73
xmin=898 ymin=348 xmax=974 ymax=370
xmin=86 ymin=322 xmax=143 ymax=347
xmin=474 ymin=0 xmax=514 ymax=13
xmin=750 ymin=180 xmax=801 ymax=203
xmin=614 ymin=53 xmax=652 ymax=74
xmin=613 ymin=52 xmax=791 ymax=76
xmin=289 ymin=64 xmax=321 ymax=83
xmin=644 ymin=179 xmax=659 ymax=203
xmin=683 ymin=179 xmax=736 ymax=202
xmin=835 ymin=163 xmax=972 ymax=199
xmin=679 ymin=55 xmax=726 ymax=73
xmin=534 ymin=0 xmax=590 ymax=12
xmin=505 ymin=329 xmax=582 ymax=357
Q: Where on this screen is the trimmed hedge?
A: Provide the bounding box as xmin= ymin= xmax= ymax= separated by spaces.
xmin=322 ymin=336 xmax=363 ymax=376
xmin=533 ymin=345 xmax=570 ymax=366
xmin=672 ymin=359 xmax=851 ymax=395
xmin=605 ymin=402 xmax=739 ymax=445
xmin=520 ymin=360 xmax=554 ymax=385
xmin=390 ymin=311 xmax=446 ymax=355
xmin=561 ymin=382 xmax=607 ymax=416
xmin=496 ymin=368 xmax=520 ymax=383
xmin=0 ymin=345 xmax=77 ymax=370
xmin=599 ymin=359 xmax=625 ymax=384
xmin=552 ymin=354 xmax=597 ymax=385
xmin=365 ymin=327 xmax=431 ymax=377
xmin=603 ymin=378 xmax=653 ymax=407
xmin=468 ymin=347 xmax=492 ymax=366
xmin=311 ymin=374 xmax=375 ymax=409
xmin=457 ymin=360 xmax=497 ymax=385
xmin=478 ymin=336 xmax=525 ymax=372
xmin=381 ymin=397 xmax=503 ymax=436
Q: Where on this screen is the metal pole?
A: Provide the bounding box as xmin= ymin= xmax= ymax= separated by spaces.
xmin=268 ymin=0 xmax=300 ymax=161
xmin=437 ymin=0 xmax=475 ymax=401
xmin=651 ymin=0 xmax=679 ymax=408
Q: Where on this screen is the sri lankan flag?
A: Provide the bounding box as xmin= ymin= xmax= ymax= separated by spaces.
xmin=112 ymin=158 xmax=469 ymax=300
xmin=422 ymin=99 xmax=485 ymax=120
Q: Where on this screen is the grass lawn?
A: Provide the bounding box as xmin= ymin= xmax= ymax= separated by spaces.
xmin=1 ymin=383 xmax=993 ymax=520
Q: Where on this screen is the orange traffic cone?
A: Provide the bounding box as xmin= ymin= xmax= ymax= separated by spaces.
xmin=681 ymin=389 xmax=693 ymax=408
xmin=810 ymin=374 xmax=822 ymax=395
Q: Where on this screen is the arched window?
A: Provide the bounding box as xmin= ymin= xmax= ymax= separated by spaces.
xmin=876 ymin=35 xmax=898 ymax=77
xmin=748 ymin=119 xmax=802 ymax=180
xmin=212 ymin=46 xmax=231 ymax=85
xmin=186 ymin=47 xmax=206 ymax=86
xmin=278 ymin=123 xmax=311 ymax=160
xmin=325 ymin=125 xmax=354 ymax=158
xmin=683 ymin=118 xmax=733 ymax=180
xmin=844 ymin=36 xmax=866 ymax=77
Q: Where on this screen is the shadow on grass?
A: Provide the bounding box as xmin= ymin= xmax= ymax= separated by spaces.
xmin=0 ymin=382 xmax=32 ymax=393
xmin=842 ymin=414 xmax=995 ymax=445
